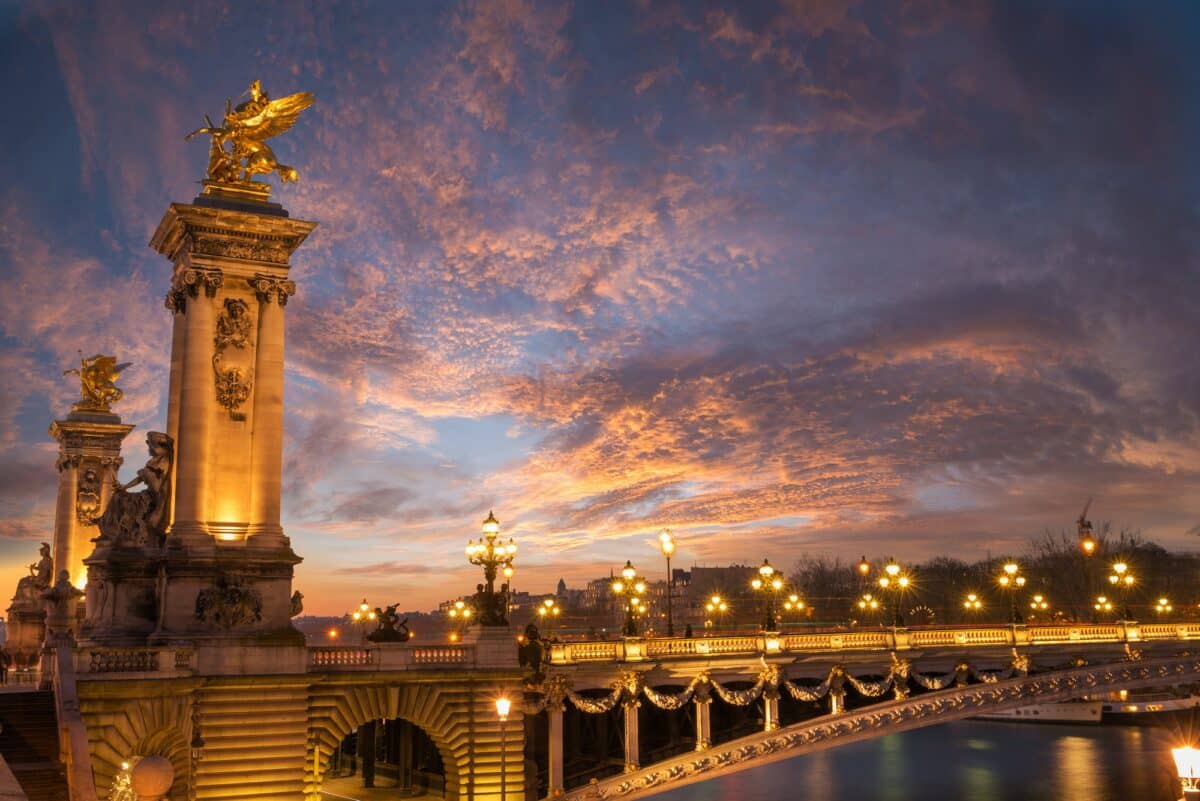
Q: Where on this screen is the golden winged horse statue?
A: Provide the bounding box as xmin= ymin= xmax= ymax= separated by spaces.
xmin=187 ymin=80 xmax=315 ymax=187
xmin=64 ymin=353 xmax=129 ymax=412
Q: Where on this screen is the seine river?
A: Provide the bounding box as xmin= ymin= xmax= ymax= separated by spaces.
xmin=654 ymin=721 xmax=1182 ymax=801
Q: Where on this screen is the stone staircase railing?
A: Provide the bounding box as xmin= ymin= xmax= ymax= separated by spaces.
xmin=545 ymin=620 xmax=1196 ymax=665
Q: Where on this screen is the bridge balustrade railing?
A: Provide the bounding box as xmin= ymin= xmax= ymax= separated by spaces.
xmin=544 ymin=622 xmax=1196 ymax=665
xmin=73 ymin=647 xmax=195 ymax=678
xmin=307 ymin=644 xmax=477 ymax=671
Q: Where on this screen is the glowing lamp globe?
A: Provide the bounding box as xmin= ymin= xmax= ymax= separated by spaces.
xmin=130 ymin=755 xmax=174 ymax=801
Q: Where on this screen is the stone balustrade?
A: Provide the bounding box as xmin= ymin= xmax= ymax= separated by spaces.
xmin=73 ymin=647 xmax=195 ymax=678
xmin=307 ymin=643 xmax=476 ymax=671
xmin=542 ymin=621 xmax=1198 ymax=665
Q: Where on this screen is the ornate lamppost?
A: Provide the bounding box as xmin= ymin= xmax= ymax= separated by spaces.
xmin=465 ymin=511 xmax=516 ymax=626
xmin=858 ymin=593 xmax=881 ymax=625
xmin=1028 ymin=594 xmax=1050 ymax=621
xmin=751 ymin=559 xmax=783 ymax=632
xmin=877 ymin=560 xmax=910 ymax=627
xmin=612 ymin=561 xmax=647 ymax=637
xmin=782 ymin=593 xmax=806 ymax=629
xmin=1157 ymin=597 xmax=1174 ymax=617
xmin=963 ymin=593 xmax=983 ymax=621
xmin=1108 ymin=562 xmax=1135 ymax=620
xmin=496 ymin=696 xmax=511 ymax=801
xmin=447 ymin=599 xmax=473 ymax=642
xmin=705 ymin=594 xmax=728 ymax=631
xmin=350 ymin=599 xmax=376 ymax=643
xmin=658 ymin=530 xmax=676 ymax=636
xmin=537 ymin=597 xmax=561 ymax=635
xmin=997 ymin=562 xmax=1026 ymax=624
xmin=1094 ymin=595 xmax=1114 ymax=619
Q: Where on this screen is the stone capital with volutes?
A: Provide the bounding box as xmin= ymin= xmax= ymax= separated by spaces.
xmin=251 ymin=274 xmax=297 ymax=306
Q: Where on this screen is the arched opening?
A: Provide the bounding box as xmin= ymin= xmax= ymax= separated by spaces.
xmin=322 ymin=717 xmax=446 ymax=798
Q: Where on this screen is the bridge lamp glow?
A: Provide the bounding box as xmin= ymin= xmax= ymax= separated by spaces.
xmin=759 ymin=559 xmax=776 ymax=578
xmin=878 ymin=576 xmax=890 ymax=589
xmin=1173 ymin=746 xmax=1200 ymax=796
xmin=622 ymin=561 xmax=637 ymax=581
xmin=495 ymin=696 xmax=511 ymax=721
xmin=885 ymin=562 xmax=900 ymax=578
xmin=858 ymin=556 xmax=870 ymax=576
xmin=1080 ymin=535 xmax=1096 ymax=556
xmin=1157 ymin=598 xmax=1173 ymax=614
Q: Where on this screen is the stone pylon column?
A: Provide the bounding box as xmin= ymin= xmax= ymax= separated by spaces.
xmin=149 ymin=193 xmax=315 ymax=642
xmin=48 ymin=411 xmax=134 ymax=589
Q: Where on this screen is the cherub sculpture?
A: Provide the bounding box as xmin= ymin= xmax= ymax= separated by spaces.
xmin=187 ymin=79 xmax=315 ymax=186
xmin=64 ymin=353 xmax=129 ymax=412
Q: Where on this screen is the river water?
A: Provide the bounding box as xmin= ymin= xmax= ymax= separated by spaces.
xmin=654 ymin=721 xmax=1183 ymax=801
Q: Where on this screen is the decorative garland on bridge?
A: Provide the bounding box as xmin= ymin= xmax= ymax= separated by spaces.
xmin=536 ymin=649 xmax=1045 ymax=714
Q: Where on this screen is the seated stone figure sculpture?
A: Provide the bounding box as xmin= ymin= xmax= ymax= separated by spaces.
xmin=96 ymin=432 xmax=173 ymax=547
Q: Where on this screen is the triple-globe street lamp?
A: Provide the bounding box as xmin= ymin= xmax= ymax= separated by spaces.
xmin=350 ymin=599 xmax=376 ymax=643
xmin=465 ymin=511 xmax=516 ymax=626
xmin=705 ymin=594 xmax=728 ymax=630
xmin=1108 ymin=562 xmax=1135 ymax=620
xmin=751 ymin=559 xmax=784 ymax=632
xmin=997 ymin=562 xmax=1027 ymax=624
xmin=877 ymin=560 xmax=910 ymax=627
xmin=537 ymin=597 xmax=561 ymax=635
xmin=612 ymin=561 xmax=648 ymax=637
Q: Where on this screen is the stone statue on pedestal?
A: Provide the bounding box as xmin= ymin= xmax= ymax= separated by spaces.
xmin=42 ymin=569 xmax=84 ymax=638
xmin=95 ymin=432 xmax=173 ymax=548
xmin=31 ymin=542 xmax=53 ymax=588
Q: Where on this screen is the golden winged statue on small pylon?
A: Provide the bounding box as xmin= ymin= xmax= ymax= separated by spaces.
xmin=64 ymin=353 xmax=129 ymax=412
xmin=187 ymin=80 xmax=315 ymax=188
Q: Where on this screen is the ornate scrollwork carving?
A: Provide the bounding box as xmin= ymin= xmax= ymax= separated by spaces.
xmin=251 ymin=273 xmax=297 ymax=306
xmin=212 ymin=297 xmax=254 ymax=418
xmin=76 ymin=466 xmax=101 ymax=524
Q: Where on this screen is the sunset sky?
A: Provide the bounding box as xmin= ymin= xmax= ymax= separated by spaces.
xmin=1 ymin=1 xmax=1198 ymax=615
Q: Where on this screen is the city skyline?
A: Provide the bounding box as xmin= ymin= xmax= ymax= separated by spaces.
xmin=2 ymin=1 xmax=1199 ymax=615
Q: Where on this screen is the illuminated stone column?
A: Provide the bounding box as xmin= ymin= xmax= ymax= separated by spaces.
xmin=149 ymin=196 xmax=315 ymax=641
xmin=166 ymin=268 xmax=222 ymax=539
xmin=693 ymin=683 xmax=712 ymax=750
xmin=48 ymin=414 xmax=134 ymax=589
xmin=247 ymin=275 xmax=295 ymax=546
xmin=622 ymin=698 xmax=640 ymax=772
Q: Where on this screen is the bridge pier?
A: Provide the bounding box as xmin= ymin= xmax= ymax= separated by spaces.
xmin=622 ymin=698 xmax=640 ymax=772
xmin=693 ymin=685 xmax=712 ymax=750
xmin=358 ymin=720 xmax=377 ymax=788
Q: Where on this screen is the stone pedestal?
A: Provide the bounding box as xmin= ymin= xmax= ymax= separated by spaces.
xmin=49 ymin=409 xmax=134 ymax=589
xmin=462 ymin=626 xmax=520 ymax=668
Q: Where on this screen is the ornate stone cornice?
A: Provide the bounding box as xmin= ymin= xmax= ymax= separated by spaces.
xmin=251 ymin=274 xmax=298 ymax=306
xmin=150 ymin=203 xmax=317 ymax=266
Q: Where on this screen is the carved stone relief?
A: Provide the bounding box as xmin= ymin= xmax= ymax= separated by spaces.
xmin=76 ymin=466 xmax=102 ymax=523
xmin=194 ymin=575 xmax=263 ymax=629
xmin=212 ymin=297 xmax=254 ymax=419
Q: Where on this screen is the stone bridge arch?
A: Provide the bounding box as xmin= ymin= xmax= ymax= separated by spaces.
xmin=77 ymin=690 xmax=194 ymax=801
xmin=305 ymin=678 xmax=525 ymax=801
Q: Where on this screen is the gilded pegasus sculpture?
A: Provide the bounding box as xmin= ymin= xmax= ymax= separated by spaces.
xmin=187 ymin=80 xmax=315 ymax=187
